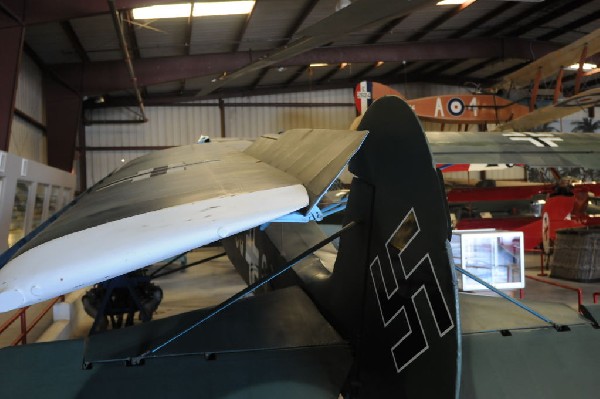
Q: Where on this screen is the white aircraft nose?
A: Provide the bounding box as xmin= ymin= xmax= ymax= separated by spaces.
xmin=0 ymin=289 xmax=26 ymax=312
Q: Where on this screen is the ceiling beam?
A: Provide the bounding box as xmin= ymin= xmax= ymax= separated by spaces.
xmin=52 ymin=38 xmax=560 ymax=96
xmin=88 ymin=79 xmax=353 ymax=107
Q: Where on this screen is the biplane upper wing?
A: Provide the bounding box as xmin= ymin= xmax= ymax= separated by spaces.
xmin=493 ymin=28 xmax=600 ymax=91
xmin=495 ymin=88 xmax=600 ymax=132
xmin=426 ymin=130 xmax=600 ymax=169
xmin=0 ymin=129 xmax=367 ymax=312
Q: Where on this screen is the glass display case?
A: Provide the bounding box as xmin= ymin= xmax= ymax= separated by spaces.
xmin=451 ymin=230 xmax=524 ymax=291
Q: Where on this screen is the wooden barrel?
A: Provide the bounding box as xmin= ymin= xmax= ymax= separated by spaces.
xmin=550 ymin=226 xmax=600 ymax=281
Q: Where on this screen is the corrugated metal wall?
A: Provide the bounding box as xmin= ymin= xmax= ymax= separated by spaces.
xmin=9 ymin=54 xmax=46 ymax=163
xmin=84 ymin=88 xmax=356 ymax=186
xmin=85 ymin=84 xmax=597 ymax=187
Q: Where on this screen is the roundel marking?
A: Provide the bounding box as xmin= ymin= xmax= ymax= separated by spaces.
xmin=447 ymin=98 xmax=465 ymax=116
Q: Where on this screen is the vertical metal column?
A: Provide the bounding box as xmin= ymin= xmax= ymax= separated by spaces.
xmin=0 ymin=24 xmax=24 ymax=151
xmin=44 ymin=77 xmax=82 ymax=172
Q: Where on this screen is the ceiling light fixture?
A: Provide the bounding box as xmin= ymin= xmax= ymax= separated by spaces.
xmin=566 ymin=62 xmax=597 ymax=71
xmin=132 ymin=1 xmax=255 ymax=20
xmin=436 ymin=0 xmax=472 ymax=5
xmin=309 ymin=63 xmax=329 ymax=67
xmin=375 ymin=61 xmax=385 ymax=67
xmin=194 ymin=1 xmax=255 ymax=16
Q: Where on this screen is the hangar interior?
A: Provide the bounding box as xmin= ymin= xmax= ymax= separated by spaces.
xmin=1 ymin=0 xmax=600 ymax=397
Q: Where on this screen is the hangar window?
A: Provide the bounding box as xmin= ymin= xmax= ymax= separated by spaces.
xmin=31 ymin=184 xmax=48 ymax=230
xmin=8 ymin=181 xmax=30 ymax=248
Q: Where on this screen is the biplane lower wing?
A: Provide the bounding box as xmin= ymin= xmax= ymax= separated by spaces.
xmin=0 ymin=129 xmax=367 ymax=312
xmin=426 ymin=130 xmax=600 ymax=169
xmin=460 ymin=295 xmax=600 ymax=399
xmin=0 ymin=286 xmax=352 ymax=398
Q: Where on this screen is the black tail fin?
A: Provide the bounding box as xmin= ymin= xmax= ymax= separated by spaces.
xmin=223 ymin=96 xmax=460 ymax=398
xmin=305 ymin=96 xmax=460 ymax=398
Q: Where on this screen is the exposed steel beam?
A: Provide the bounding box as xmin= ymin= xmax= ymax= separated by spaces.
xmin=52 ymin=38 xmax=560 ymax=96
xmin=44 ymin=76 xmax=82 ymax=171
xmin=108 ymin=0 xmax=146 ymax=122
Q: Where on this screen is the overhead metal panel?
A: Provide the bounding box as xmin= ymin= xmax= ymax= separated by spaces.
xmin=469 ymin=58 xmax=524 ymax=80
xmin=258 ymin=66 xmax=305 ymax=86
xmin=295 ymin=0 xmax=338 ymax=33
xmin=70 ymin=14 xmax=121 ymax=62
xmin=146 ymin=81 xmax=183 ymax=94
xmin=238 ymin=0 xmax=306 ymax=52
xmin=425 ymin=1 xmax=500 ymax=41
xmin=25 ymin=23 xmax=80 ymax=64
xmin=189 ymin=15 xmax=245 ymax=54
xmin=136 ymin=19 xmax=187 ymax=58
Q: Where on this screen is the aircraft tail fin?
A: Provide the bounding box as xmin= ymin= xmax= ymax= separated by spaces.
xmin=541 ymin=194 xmax=577 ymax=253
xmin=223 ymin=96 xmax=461 ymax=397
xmin=302 ymin=96 xmax=461 ymax=397
xmin=354 ymin=81 xmax=404 ymax=115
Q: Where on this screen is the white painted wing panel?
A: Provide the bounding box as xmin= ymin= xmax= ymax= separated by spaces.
xmin=426 ymin=131 xmax=600 ymax=169
xmin=0 ymin=185 xmax=307 ymax=311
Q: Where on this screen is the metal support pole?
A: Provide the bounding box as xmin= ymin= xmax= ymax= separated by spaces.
xmin=108 ymin=0 xmax=147 ymax=122
xmin=219 ymin=99 xmax=226 ymax=137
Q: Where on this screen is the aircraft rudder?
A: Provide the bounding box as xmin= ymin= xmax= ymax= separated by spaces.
xmin=339 ymin=96 xmax=460 ymax=398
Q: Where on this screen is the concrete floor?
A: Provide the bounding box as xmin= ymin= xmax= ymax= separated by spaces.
xmin=1 ymin=247 xmax=599 ymax=347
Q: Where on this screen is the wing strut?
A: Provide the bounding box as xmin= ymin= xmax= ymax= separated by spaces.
xmin=455 ymin=266 xmax=567 ymax=331
xmin=82 ymin=220 xmax=359 ymax=369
